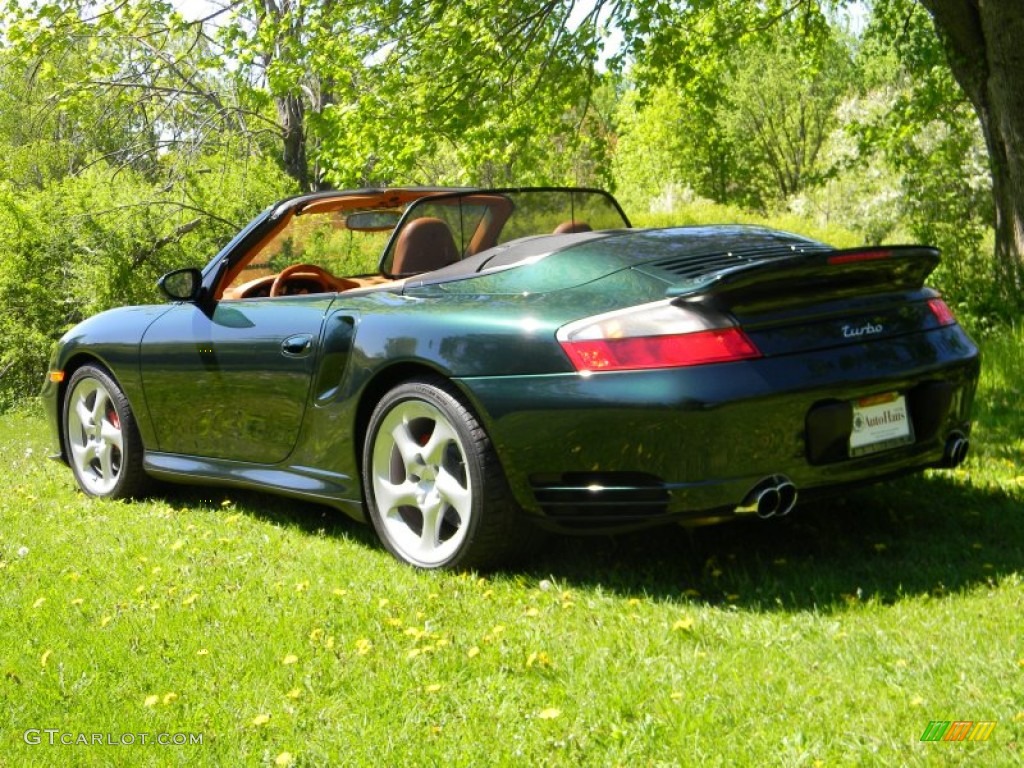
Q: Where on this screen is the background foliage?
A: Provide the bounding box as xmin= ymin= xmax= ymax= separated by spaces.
xmin=0 ymin=0 xmax=1012 ymax=408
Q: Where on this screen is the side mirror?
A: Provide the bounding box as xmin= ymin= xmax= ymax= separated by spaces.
xmin=158 ymin=268 xmax=203 ymax=302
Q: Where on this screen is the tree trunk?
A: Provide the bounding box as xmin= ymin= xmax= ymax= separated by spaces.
xmin=277 ymin=92 xmax=310 ymax=191
xmin=919 ymin=0 xmax=1024 ymax=304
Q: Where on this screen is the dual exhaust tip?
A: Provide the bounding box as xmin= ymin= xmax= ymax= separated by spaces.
xmin=737 ymin=433 xmax=968 ymax=519
xmin=735 ymin=475 xmax=798 ymax=519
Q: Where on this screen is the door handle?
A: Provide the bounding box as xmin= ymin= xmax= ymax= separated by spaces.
xmin=281 ymin=334 xmax=313 ymax=357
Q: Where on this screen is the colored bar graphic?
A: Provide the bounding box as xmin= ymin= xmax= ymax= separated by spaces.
xmin=920 ymin=720 xmax=996 ymax=742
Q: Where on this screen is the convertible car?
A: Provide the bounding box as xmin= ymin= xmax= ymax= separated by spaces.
xmin=42 ymin=187 xmax=980 ymax=569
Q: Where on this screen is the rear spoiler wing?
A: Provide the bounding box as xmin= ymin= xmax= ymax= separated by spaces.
xmin=668 ymin=246 xmax=941 ymax=311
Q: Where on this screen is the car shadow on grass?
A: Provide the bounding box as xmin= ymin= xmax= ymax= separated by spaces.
xmin=516 ymin=471 xmax=1024 ymax=613
xmin=155 ymin=470 xmax=1021 ymax=614
xmin=156 ymin=483 xmax=381 ymax=550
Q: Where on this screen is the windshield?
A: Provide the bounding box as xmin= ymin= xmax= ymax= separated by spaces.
xmin=380 ymin=188 xmax=630 ymax=277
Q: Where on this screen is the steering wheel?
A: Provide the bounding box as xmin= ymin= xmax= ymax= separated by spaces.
xmin=270 ymin=263 xmax=335 ymax=297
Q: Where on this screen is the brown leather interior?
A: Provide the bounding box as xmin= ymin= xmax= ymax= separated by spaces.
xmin=553 ymin=220 xmax=592 ymax=234
xmin=391 ymin=217 xmax=459 ymax=275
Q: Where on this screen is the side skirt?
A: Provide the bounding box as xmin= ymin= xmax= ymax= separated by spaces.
xmin=143 ymin=452 xmax=367 ymax=522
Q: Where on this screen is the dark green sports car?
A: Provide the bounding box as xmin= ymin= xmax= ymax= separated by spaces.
xmin=42 ymin=187 xmax=980 ymax=569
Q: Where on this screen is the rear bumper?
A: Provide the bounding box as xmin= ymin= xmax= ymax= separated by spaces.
xmin=457 ymin=325 xmax=979 ymax=532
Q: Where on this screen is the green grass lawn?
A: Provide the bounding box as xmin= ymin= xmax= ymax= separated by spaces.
xmin=1 ymin=327 xmax=1021 ymax=767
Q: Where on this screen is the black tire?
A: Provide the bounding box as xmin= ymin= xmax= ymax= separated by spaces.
xmin=63 ymin=364 xmax=148 ymax=499
xmin=361 ymin=376 xmax=537 ymax=570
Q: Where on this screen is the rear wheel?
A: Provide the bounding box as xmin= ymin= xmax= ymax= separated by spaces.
xmin=63 ymin=364 xmax=148 ymax=498
xmin=362 ymin=377 xmax=535 ymax=569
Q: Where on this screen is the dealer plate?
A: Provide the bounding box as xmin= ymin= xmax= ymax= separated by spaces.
xmin=849 ymin=393 xmax=914 ymax=457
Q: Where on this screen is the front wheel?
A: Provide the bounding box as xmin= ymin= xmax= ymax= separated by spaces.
xmin=362 ymin=377 xmax=535 ymax=570
xmin=63 ymin=364 xmax=148 ymax=498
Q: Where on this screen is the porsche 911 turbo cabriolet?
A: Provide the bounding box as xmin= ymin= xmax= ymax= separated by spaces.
xmin=42 ymin=187 xmax=980 ymax=569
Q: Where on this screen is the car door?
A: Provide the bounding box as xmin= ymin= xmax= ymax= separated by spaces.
xmin=139 ymin=295 xmax=332 ymax=463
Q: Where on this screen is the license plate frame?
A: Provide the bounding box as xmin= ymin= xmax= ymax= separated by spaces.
xmin=849 ymin=393 xmax=914 ymax=457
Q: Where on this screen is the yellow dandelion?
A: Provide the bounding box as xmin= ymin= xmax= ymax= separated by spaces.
xmin=134 ymin=585 xmax=146 ymax=594
xmin=537 ymin=708 xmax=561 ymax=720
xmin=151 ymin=566 xmax=162 ymax=575
xmin=332 ymin=588 xmax=348 ymax=597
xmin=670 ymin=692 xmax=684 ymax=700
xmin=169 ymin=539 xmax=184 ymax=551
xmin=196 ymin=648 xmax=209 ymax=656
xmin=40 ymin=650 xmax=52 ymax=668
xmin=309 ymin=628 xmax=323 ymax=641
xmin=294 ymin=581 xmax=309 ymax=592
xmin=251 ymin=713 xmax=271 ymax=726
xmin=225 ymin=513 xmax=242 ymax=524
xmin=377 ymin=598 xmax=390 ymax=609
xmin=220 ymin=499 xmax=233 ymax=507
xmin=526 ymin=651 xmax=552 ymax=668
xmin=407 ymin=648 xmax=422 ymax=660
xmin=285 ymin=687 xmax=303 ymax=700
xmin=144 ymin=695 xmax=159 ymax=708
xmin=910 ymin=696 xmax=925 ymax=707
xmin=181 ymin=594 xmax=199 ymax=606
xmin=67 ymin=572 xmax=81 ymax=581
xmin=491 ymin=624 xmax=506 ymax=635
xmin=70 ymin=597 xmax=84 ymax=606
xmin=1013 ymin=711 xmax=1024 ymax=723
xmin=424 ymin=683 xmax=442 ymax=693
xmin=672 ymin=617 xmax=695 ymax=632
xmin=428 ymin=592 xmax=440 ymax=600
xmin=355 ymin=638 xmax=372 ymax=655
xmin=524 ymin=607 xmax=540 ymax=618
xmin=100 ymin=615 xmax=113 ymax=627
xmin=1017 ymin=658 xmax=1024 ymax=668
xmin=386 ymin=617 xmax=403 ymax=627
xmin=482 ymin=589 xmax=494 ymax=598
xmin=628 ymin=598 xmax=641 ymax=606
xmin=32 ymin=597 xmax=45 ymax=609
xmin=274 ymin=752 xmax=294 ymax=767
xmin=467 ymin=646 xmax=480 ymax=659
xmin=162 ymin=692 xmax=178 ymax=705
xmin=325 ymin=636 xmax=335 ymax=650
xmin=282 ymin=654 xmax=298 ymax=665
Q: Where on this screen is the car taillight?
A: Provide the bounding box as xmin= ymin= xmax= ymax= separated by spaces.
xmin=557 ymin=300 xmax=761 ymax=372
xmin=927 ymin=298 xmax=957 ymax=327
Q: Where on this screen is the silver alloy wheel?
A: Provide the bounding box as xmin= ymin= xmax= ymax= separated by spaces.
xmin=66 ymin=376 xmax=124 ymax=495
xmin=369 ymin=398 xmax=473 ymax=567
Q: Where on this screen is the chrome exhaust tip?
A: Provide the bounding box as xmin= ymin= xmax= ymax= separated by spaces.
xmin=754 ymin=486 xmax=781 ymax=519
xmin=775 ymin=481 xmax=798 ymax=516
xmin=943 ymin=432 xmax=969 ymax=468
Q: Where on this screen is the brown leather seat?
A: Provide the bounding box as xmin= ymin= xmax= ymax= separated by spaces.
xmin=391 ymin=217 xmax=459 ymax=275
xmin=553 ymin=220 xmax=592 ymax=234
